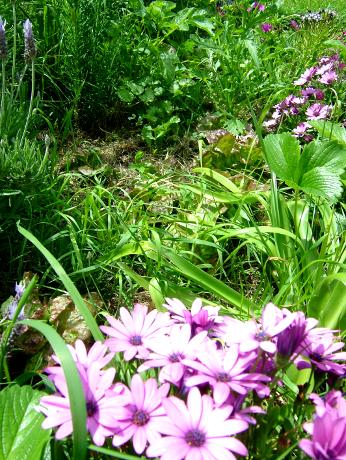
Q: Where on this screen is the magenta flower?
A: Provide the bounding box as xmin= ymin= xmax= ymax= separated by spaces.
xmin=301 ymin=87 xmax=325 ymax=100
xmin=304 ymin=333 xmax=346 ymax=375
xmin=163 ymin=298 xmax=223 ymax=336
xmin=138 ymin=324 xmax=208 ymax=385
xmin=45 ymin=340 xmax=114 ymax=382
xmin=290 ymin=20 xmax=300 ymax=30
xmin=253 ymin=2 xmax=266 ymax=11
xmin=38 ymin=363 xmax=120 ymax=446
xmin=309 ymin=390 xmax=346 ymax=419
xmin=276 ymin=312 xmax=318 ymax=361
xmin=294 ymin=66 xmax=317 ymax=86
xmin=100 ymin=304 xmax=171 ymax=360
xmin=111 ymin=374 xmax=170 ymax=454
xmin=319 ymin=70 xmax=338 ymax=84
xmin=183 ymin=342 xmax=270 ymax=404
xmin=293 ymin=122 xmax=312 ymax=137
xmin=299 ymin=404 xmax=346 ymax=459
xmin=306 ymin=103 xmax=331 ymax=120
xmin=146 ymin=387 xmax=249 ymax=460
xmin=261 ymin=22 xmax=273 ymax=33
xmin=219 ymin=303 xmax=294 ymax=355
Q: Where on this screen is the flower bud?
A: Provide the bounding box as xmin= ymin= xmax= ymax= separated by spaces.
xmin=23 ymin=19 xmax=36 ymax=62
xmin=0 ymin=18 xmax=7 ymax=60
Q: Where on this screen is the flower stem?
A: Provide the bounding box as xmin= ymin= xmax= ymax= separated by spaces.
xmin=11 ymin=0 xmax=17 ymax=95
xmin=0 ymin=59 xmax=5 ymax=126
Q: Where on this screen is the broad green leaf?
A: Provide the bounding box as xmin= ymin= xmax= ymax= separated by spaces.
xmin=193 ymin=167 xmax=242 ymax=193
xmin=308 ymin=274 xmax=346 ymax=330
xmin=309 ymin=120 xmax=346 ymax=146
xmin=148 ymin=278 xmax=165 ymax=311
xmin=243 ymin=39 xmax=261 ymax=68
xmin=298 ymin=140 xmax=346 ymax=201
xmin=264 ymin=134 xmax=346 ymax=202
xmin=286 ymin=363 xmax=313 ymax=388
xmin=117 ymin=88 xmax=134 ymax=103
xmin=300 ymin=140 xmax=346 ymax=175
xmin=300 ymin=167 xmax=343 ymax=202
xmin=263 ymin=133 xmax=300 ymax=183
xmin=190 ymin=10 xmax=215 ymax=35
xmin=0 ymin=385 xmax=50 ymax=460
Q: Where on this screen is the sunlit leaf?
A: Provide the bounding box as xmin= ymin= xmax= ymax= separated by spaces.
xmin=0 ymin=385 xmax=50 ymax=460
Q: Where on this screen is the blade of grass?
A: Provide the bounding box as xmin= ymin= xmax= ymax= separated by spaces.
xmin=88 ymin=445 xmax=141 ymax=459
xmin=17 ymin=223 xmax=103 ymax=341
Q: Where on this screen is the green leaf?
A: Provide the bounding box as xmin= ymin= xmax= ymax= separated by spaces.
xmin=308 ymin=274 xmax=346 ymax=330
xmin=243 ymin=39 xmax=261 ymax=68
xmin=189 ymin=10 xmax=215 ymax=35
xmin=117 ymin=88 xmax=134 ymax=103
xmin=299 ymin=140 xmax=346 ymax=201
xmin=264 ymin=134 xmax=346 ymax=201
xmin=263 ymin=133 xmax=300 ymax=183
xmin=300 ymin=140 xmax=346 ymax=175
xmin=89 ymin=445 xmax=141 ymax=459
xmin=309 ymin=120 xmax=346 ymax=146
xmin=0 ymin=385 xmax=50 ymax=460
xmin=300 ymin=167 xmax=343 ymax=201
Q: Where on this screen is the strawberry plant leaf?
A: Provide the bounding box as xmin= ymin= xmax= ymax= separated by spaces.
xmin=309 ymin=120 xmax=346 ymax=146
xmin=263 ymin=133 xmax=300 ymax=183
xmin=0 ymin=385 xmax=50 ymax=460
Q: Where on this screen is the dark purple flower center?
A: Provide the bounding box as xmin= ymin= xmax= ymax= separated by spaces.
xmin=86 ymin=400 xmax=98 ymax=417
xmin=169 ymin=352 xmax=184 ymax=363
xmin=132 ymin=409 xmax=150 ymax=426
xmin=217 ymin=372 xmax=230 ymax=382
xmin=185 ymin=429 xmax=206 ymax=447
xmin=129 ymin=335 xmax=142 ymax=346
xmin=310 ymin=352 xmax=323 ymax=362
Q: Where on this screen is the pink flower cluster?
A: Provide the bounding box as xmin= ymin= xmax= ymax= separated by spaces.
xmin=263 ymin=54 xmax=345 ymax=140
xmin=38 ymin=300 xmax=346 ymax=460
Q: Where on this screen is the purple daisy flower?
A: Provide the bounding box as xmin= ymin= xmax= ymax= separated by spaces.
xmin=294 ymin=66 xmax=317 ymax=86
xmin=261 ymin=22 xmax=273 ymax=33
xmin=306 ymin=103 xmax=331 ymax=120
xmin=293 ymin=122 xmax=312 ymax=137
xmin=111 ymin=374 xmax=170 ymax=454
xmin=100 ymin=304 xmax=172 ymax=360
xmin=45 ymin=340 xmax=115 ymax=381
xmin=138 ymin=324 xmax=208 ymax=385
xmin=319 ymin=70 xmax=338 ymax=85
xmin=163 ymin=298 xmax=223 ymax=336
xmin=276 ymin=312 xmax=318 ymax=361
xmin=38 ymin=362 xmax=121 ymax=446
xmin=146 ymin=387 xmax=249 ymax=460
xmin=299 ymin=398 xmax=346 ymax=460
xmin=304 ymin=333 xmax=346 ymax=375
xmin=219 ymin=302 xmax=294 ymax=355
xmin=183 ymin=342 xmax=270 ymax=404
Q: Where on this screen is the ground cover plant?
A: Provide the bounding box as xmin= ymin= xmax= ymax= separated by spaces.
xmin=0 ymin=0 xmax=346 ymax=459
